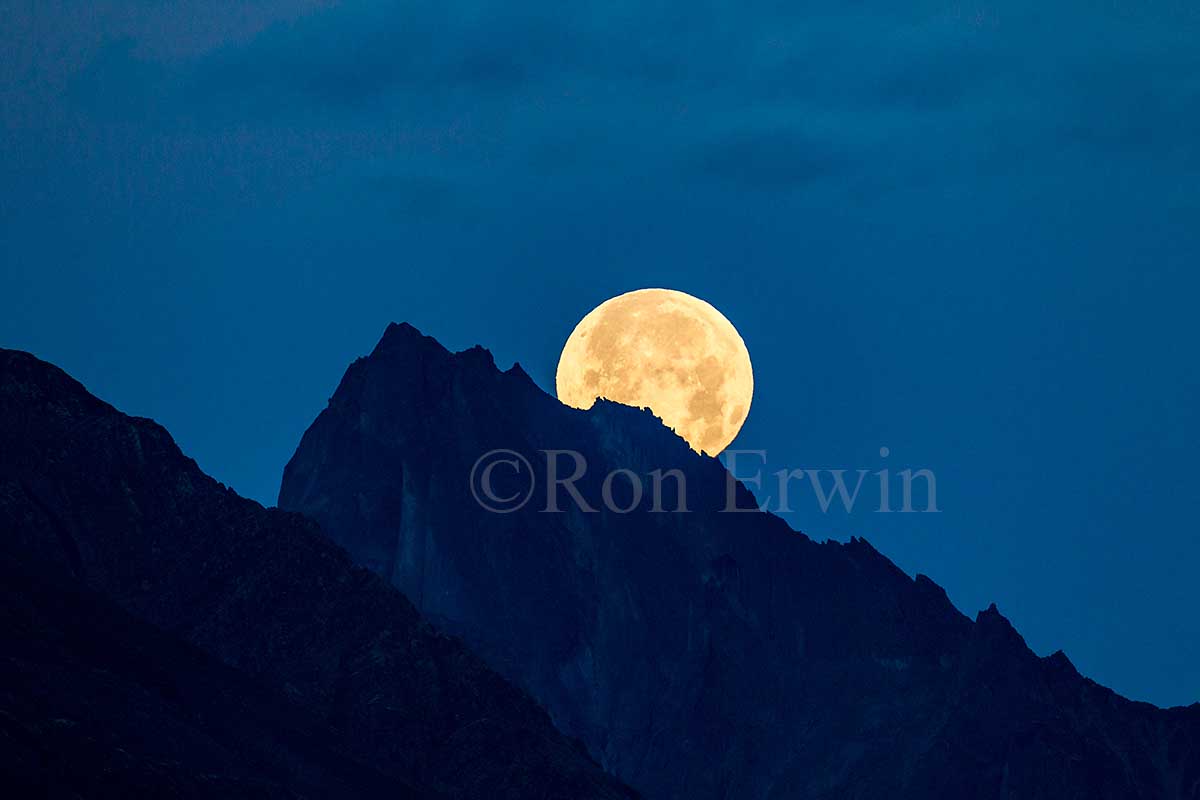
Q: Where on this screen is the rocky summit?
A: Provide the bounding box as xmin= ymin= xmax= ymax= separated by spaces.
xmin=280 ymin=322 xmax=1200 ymax=800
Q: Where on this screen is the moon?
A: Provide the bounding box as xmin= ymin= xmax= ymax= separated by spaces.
xmin=556 ymin=288 xmax=753 ymax=455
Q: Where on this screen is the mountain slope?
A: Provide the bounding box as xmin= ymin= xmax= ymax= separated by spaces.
xmin=0 ymin=556 xmax=418 ymax=799
xmin=280 ymin=322 xmax=1200 ymax=800
xmin=0 ymin=347 xmax=637 ymax=800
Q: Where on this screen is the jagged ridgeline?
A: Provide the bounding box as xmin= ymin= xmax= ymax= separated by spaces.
xmin=280 ymin=323 xmax=1200 ymax=800
xmin=2 ymin=330 xmax=1198 ymax=800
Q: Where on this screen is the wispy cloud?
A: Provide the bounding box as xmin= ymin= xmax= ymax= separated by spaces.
xmin=34 ymin=0 xmax=1195 ymax=207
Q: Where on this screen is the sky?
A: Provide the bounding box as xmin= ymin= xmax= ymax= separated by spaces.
xmin=3 ymin=0 xmax=1198 ymax=706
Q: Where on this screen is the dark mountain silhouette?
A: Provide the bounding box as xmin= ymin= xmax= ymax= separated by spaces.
xmin=0 ymin=348 xmax=637 ymax=800
xmin=281 ymin=322 xmax=1200 ymax=800
xmin=0 ymin=556 xmax=415 ymax=798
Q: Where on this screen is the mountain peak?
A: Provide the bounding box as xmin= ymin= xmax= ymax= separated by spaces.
xmin=975 ymin=602 xmax=1015 ymax=629
xmin=505 ymin=361 xmax=534 ymax=383
xmin=372 ymin=321 xmax=449 ymax=358
xmin=972 ymin=602 xmax=1032 ymax=655
xmin=457 ymin=343 xmax=496 ymax=370
xmin=382 ymin=320 xmax=423 ymax=339
xmin=279 ymin=326 xmax=1200 ymax=799
xmin=372 ymin=323 xmax=513 ymax=378
xmin=1043 ymin=648 xmax=1080 ymax=677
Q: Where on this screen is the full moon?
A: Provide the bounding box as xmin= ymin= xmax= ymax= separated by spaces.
xmin=556 ymin=288 xmax=753 ymax=455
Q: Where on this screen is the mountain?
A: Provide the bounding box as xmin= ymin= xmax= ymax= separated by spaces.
xmin=0 ymin=348 xmax=637 ymax=800
xmin=0 ymin=556 xmax=413 ymax=798
xmin=280 ymin=322 xmax=1200 ymax=800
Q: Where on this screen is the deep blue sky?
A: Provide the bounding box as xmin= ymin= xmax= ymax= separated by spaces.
xmin=3 ymin=1 xmax=1198 ymax=706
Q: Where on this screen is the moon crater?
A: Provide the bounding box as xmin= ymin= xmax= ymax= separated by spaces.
xmin=556 ymin=289 xmax=753 ymax=455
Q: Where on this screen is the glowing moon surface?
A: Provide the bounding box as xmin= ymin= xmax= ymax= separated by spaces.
xmin=556 ymin=288 xmax=753 ymax=455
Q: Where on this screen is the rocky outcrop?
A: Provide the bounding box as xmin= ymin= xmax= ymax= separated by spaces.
xmin=281 ymin=322 xmax=1200 ymax=800
xmin=0 ymin=347 xmax=637 ymax=800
